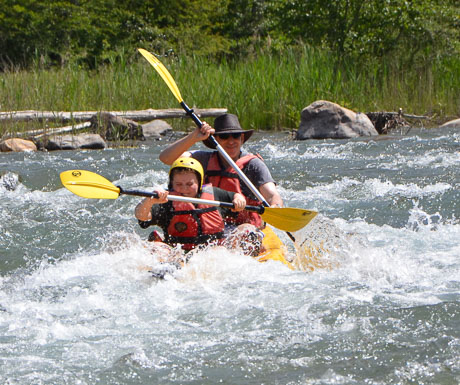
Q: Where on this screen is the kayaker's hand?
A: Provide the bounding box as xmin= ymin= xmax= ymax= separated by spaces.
xmin=231 ymin=193 xmax=246 ymax=212
xmin=135 ymin=189 xmax=168 ymax=221
xmin=193 ymin=121 xmax=215 ymax=142
xmin=152 ymin=189 xmax=168 ymax=204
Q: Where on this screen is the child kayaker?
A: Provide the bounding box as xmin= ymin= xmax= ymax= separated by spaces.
xmin=135 ymin=157 xmax=264 ymax=256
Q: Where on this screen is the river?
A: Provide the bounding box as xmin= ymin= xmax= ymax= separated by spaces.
xmin=1 ymin=126 xmax=459 ymax=384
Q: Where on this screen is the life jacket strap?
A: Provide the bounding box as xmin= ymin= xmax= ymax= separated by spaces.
xmin=171 ymin=206 xmax=218 ymax=216
xmin=166 ymin=231 xmax=225 ymax=245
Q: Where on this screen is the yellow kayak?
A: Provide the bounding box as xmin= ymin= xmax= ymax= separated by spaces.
xmin=257 ymin=226 xmax=333 ymax=272
xmin=145 ymin=225 xmax=293 ymax=278
xmin=256 ymin=226 xmax=293 ymax=269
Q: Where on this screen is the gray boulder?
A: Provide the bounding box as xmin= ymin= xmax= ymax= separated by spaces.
xmin=90 ymin=112 xmax=144 ymax=141
xmin=296 ymin=100 xmax=378 ymax=140
xmin=45 ymin=133 xmax=106 ymax=151
xmin=141 ymin=119 xmax=173 ymax=139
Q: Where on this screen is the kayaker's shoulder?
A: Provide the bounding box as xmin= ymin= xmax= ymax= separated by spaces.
xmin=190 ymin=149 xmax=217 ymax=165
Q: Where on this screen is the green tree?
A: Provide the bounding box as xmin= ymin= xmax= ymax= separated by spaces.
xmin=0 ymin=0 xmax=231 ymax=69
xmin=0 ymin=0 xmax=44 ymax=67
xmin=0 ymin=0 xmax=458 ymax=69
xmin=272 ymin=0 xmax=459 ymax=65
xmin=215 ymin=0 xmax=272 ymax=54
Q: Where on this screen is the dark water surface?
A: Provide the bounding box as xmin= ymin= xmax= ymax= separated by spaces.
xmin=1 ymin=127 xmax=459 ymax=384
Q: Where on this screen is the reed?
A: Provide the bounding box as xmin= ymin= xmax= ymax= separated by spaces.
xmin=1 ymin=46 xmax=458 ymax=137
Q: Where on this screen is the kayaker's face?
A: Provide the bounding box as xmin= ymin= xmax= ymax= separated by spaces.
xmin=215 ymin=133 xmax=244 ymax=160
xmin=171 ymin=171 xmax=199 ymax=198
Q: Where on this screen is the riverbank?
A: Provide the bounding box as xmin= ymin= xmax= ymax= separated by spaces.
xmin=1 ymin=48 xmax=458 ymax=137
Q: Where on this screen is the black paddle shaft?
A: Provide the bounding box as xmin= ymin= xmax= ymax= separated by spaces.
xmin=180 ymin=101 xmax=224 ymax=151
xmin=118 ymin=186 xmax=264 ymax=214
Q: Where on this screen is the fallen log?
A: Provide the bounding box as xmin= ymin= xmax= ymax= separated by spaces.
xmin=386 ymin=109 xmax=429 ymax=120
xmin=29 ymin=122 xmax=92 ymax=139
xmin=0 ymin=108 xmax=227 ymax=123
xmin=400 ymin=113 xmax=429 ymax=120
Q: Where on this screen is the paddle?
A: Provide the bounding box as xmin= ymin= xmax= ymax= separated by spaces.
xmin=138 ymin=49 xmax=317 ymax=239
xmin=60 ymin=170 xmax=317 ymax=233
xmin=138 ymin=48 xmax=269 ymax=205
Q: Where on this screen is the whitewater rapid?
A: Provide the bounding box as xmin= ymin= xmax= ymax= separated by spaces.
xmin=1 ymin=127 xmax=459 ymax=384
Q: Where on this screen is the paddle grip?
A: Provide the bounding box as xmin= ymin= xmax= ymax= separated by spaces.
xmin=218 ymin=201 xmax=264 ymax=214
xmin=118 ymin=187 xmax=159 ymax=199
xmin=180 ymin=101 xmax=203 ymax=128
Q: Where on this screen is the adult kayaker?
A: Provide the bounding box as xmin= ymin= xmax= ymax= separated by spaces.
xmin=159 ymin=113 xmax=283 ymax=229
xmin=135 ymin=157 xmax=264 ymax=256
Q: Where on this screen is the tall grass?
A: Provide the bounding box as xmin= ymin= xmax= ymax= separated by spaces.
xmin=1 ymin=46 xmax=459 ymax=136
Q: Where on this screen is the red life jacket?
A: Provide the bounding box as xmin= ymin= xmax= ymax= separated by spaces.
xmin=165 ymin=184 xmax=225 ymax=251
xmin=206 ymin=152 xmax=263 ymax=228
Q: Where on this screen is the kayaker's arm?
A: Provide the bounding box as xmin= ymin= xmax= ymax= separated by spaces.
xmin=159 ymin=122 xmax=215 ymax=165
xmin=259 ymin=182 xmax=284 ymax=208
xmin=134 ymin=190 xmax=169 ymax=221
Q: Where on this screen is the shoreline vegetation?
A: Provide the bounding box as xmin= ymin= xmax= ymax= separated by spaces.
xmin=1 ymin=46 xmax=459 ymax=138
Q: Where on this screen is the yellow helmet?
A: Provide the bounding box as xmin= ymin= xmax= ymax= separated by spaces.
xmin=169 ymin=157 xmax=204 ymax=189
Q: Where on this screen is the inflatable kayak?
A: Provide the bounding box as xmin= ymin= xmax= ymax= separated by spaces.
xmin=257 ymin=226 xmax=293 ymax=269
xmin=146 ymin=225 xmax=293 ymax=278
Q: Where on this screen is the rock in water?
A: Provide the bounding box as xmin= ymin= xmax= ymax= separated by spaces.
xmin=0 ymin=171 xmax=20 ymax=191
xmin=296 ymin=100 xmax=378 ymax=140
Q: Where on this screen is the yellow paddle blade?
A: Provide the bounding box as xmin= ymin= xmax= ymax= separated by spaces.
xmin=60 ymin=170 xmax=120 ymax=199
xmin=261 ymin=207 xmax=317 ymax=232
xmin=138 ymin=48 xmax=183 ymax=103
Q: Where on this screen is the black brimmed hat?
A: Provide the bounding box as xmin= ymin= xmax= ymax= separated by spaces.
xmin=203 ymin=113 xmax=254 ymax=149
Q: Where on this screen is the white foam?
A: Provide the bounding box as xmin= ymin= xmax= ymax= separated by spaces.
xmin=287 ymin=177 xmax=452 ymax=204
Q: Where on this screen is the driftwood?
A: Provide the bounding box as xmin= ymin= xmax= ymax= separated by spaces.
xmin=399 ymin=112 xmax=429 ymax=120
xmin=2 ymin=108 xmax=227 ymax=140
xmin=23 ymin=122 xmax=92 ymax=139
xmin=0 ymin=108 xmax=227 ymax=123
xmin=366 ymin=109 xmax=429 ymax=135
